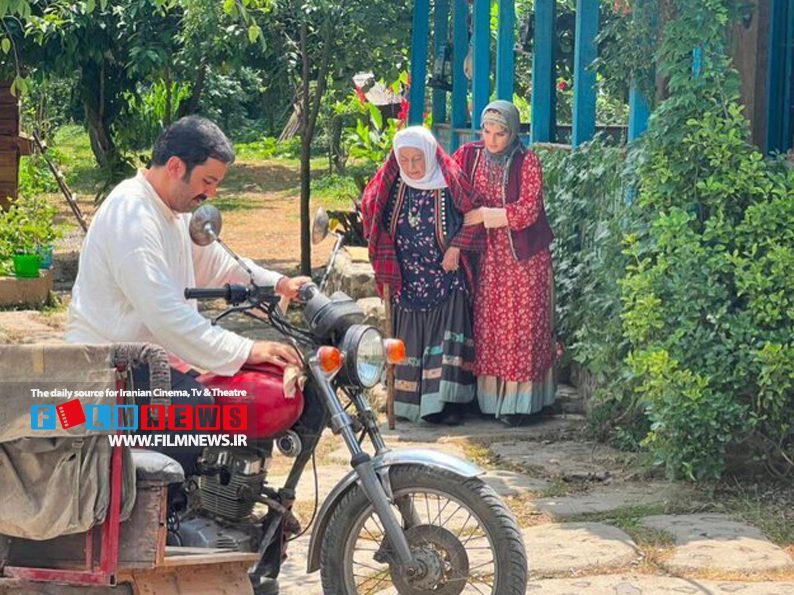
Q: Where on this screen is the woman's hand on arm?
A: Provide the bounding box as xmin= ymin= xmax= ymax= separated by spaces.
xmin=464 ymin=208 xmax=484 ymax=226
xmin=482 ymin=207 xmax=509 ymax=229
xmin=441 ymin=246 xmax=461 ymax=272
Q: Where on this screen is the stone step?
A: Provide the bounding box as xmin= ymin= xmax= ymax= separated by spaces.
xmin=639 ymin=514 xmax=794 ymax=576
xmin=533 ymin=481 xmax=697 ymax=519
xmin=525 ymin=576 xmax=794 ymax=594
xmin=521 ymin=522 xmax=640 ymax=576
xmin=488 ymin=439 xmax=630 ymax=482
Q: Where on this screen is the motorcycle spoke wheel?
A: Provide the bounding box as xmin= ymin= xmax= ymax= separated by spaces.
xmin=350 ymin=492 xmax=495 ymax=594
xmin=320 ymin=466 xmax=526 ymax=595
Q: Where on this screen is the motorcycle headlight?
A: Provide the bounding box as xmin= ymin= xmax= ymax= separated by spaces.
xmin=339 ymin=325 xmax=386 ymax=388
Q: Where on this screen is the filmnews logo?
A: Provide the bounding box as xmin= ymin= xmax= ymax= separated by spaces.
xmin=30 ymin=398 xmax=248 ymax=432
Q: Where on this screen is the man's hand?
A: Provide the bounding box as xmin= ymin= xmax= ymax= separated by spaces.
xmin=441 ymin=246 xmax=460 ymax=272
xmin=464 ymin=208 xmax=484 ymax=226
xmin=275 ymin=276 xmax=312 ymax=299
xmin=247 ymin=341 xmax=302 ymax=368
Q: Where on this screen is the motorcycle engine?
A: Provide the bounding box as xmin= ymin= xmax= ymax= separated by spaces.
xmin=175 ymin=445 xmax=271 ymax=551
xmin=198 ymin=446 xmax=269 ymax=521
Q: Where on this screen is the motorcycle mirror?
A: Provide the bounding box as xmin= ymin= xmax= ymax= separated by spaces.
xmin=189 ymin=204 xmax=223 ymax=246
xmin=311 ymin=207 xmax=330 ymax=245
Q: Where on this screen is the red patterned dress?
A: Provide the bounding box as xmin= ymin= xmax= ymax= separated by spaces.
xmin=464 ymin=150 xmax=556 ymax=418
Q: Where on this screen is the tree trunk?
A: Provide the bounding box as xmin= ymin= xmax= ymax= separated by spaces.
xmin=298 ymin=17 xmax=335 ymax=275
xmin=178 ymin=60 xmax=209 ymax=118
xmin=164 ymin=69 xmax=173 ymax=126
xmin=82 ymin=63 xmax=115 ymax=169
xmin=299 ymin=18 xmax=312 ymax=276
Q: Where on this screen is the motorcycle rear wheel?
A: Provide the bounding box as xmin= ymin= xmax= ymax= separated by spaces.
xmin=319 ymin=464 xmax=527 ymax=594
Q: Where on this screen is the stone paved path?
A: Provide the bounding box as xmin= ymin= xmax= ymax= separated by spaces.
xmin=272 ymin=421 xmax=793 ymax=593
xmin=640 ymin=514 xmax=794 ymax=575
xmin=1 ymin=309 xmax=792 ymax=593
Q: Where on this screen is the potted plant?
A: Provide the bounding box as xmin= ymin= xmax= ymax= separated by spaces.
xmin=0 ymin=196 xmax=60 ymax=278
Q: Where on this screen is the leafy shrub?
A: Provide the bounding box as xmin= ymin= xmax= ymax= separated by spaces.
xmin=235 ymin=137 xmax=302 ymax=160
xmin=18 ymin=153 xmax=61 ymax=195
xmin=0 ymin=194 xmax=61 ymax=273
xmin=541 ymin=0 xmax=794 ymax=480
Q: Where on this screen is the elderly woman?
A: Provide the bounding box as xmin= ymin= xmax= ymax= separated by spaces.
xmin=361 ymin=126 xmax=481 ymax=425
xmin=454 ymin=100 xmax=556 ymax=425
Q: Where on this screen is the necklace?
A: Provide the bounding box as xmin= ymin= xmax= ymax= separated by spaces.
xmin=406 ymin=189 xmax=421 ymax=228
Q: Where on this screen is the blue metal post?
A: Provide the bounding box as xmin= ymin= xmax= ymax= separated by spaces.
xmin=471 ymin=0 xmax=490 ymax=130
xmin=409 ymin=0 xmax=431 ymax=125
xmin=450 ymin=0 xmax=468 ymax=151
xmin=628 ymin=82 xmax=650 ymax=141
xmin=496 ymin=0 xmax=515 ymax=100
xmin=432 ymin=0 xmax=450 ymax=128
xmin=766 ymin=0 xmax=792 ymax=154
xmin=572 ymin=0 xmax=599 ymax=147
xmin=531 ymin=0 xmax=556 ymax=143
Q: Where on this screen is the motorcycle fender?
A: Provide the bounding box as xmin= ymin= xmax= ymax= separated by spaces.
xmin=306 ymin=448 xmax=483 ymax=573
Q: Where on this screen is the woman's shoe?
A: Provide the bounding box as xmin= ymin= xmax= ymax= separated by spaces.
xmin=423 ymin=407 xmax=463 ymax=426
xmin=499 ymin=414 xmax=526 ymax=427
xmin=441 ymin=409 xmax=463 ymax=426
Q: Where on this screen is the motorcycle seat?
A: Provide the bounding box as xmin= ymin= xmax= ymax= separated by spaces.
xmin=131 ymin=449 xmax=185 ymax=485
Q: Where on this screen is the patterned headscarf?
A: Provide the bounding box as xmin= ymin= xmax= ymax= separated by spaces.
xmin=480 ymin=100 xmax=524 ymax=186
xmin=392 ymin=126 xmax=448 ymax=190
xmin=481 ymin=100 xmax=523 ymax=164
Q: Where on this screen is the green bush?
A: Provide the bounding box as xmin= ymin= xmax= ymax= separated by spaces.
xmin=17 ymin=146 xmax=69 ymax=196
xmin=541 ymin=0 xmax=794 ymax=480
xmin=235 ymin=137 xmax=302 ymax=160
xmin=0 ymin=194 xmax=61 ymax=273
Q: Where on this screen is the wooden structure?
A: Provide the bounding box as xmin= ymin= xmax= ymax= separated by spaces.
xmin=0 ymin=84 xmax=33 ymax=210
xmin=409 ymin=0 xmax=793 ymax=155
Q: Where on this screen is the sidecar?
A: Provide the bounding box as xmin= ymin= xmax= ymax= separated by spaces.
xmin=0 ymin=343 xmax=260 ymax=595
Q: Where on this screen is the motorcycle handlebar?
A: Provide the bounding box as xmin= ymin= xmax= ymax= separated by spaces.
xmin=184 ymin=286 xmax=234 ymax=300
xmin=298 ymin=282 xmax=320 ymax=302
xmin=185 ymin=284 xmax=277 ymax=306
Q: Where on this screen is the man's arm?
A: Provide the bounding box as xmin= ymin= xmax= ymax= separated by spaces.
xmin=192 ymin=240 xmax=311 ymax=298
xmin=192 ymin=240 xmax=283 ymax=289
xmin=114 ymin=246 xmax=257 ymax=375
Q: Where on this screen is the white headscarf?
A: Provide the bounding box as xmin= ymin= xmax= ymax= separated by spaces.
xmin=392 ymin=126 xmax=447 ymax=190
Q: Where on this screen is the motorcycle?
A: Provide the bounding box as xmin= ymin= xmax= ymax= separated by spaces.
xmin=172 ymin=204 xmax=528 ymax=594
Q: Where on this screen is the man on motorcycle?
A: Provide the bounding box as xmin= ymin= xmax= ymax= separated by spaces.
xmin=65 ymin=116 xmax=308 ymax=469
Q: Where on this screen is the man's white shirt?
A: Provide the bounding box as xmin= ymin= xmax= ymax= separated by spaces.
xmin=66 ymin=171 xmax=283 ymax=375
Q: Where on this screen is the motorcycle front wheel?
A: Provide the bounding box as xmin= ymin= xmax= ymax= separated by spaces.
xmin=319 ymin=465 xmax=527 ymax=594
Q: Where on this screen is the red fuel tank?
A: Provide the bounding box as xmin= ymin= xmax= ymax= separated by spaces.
xmin=196 ymin=364 xmax=304 ymax=439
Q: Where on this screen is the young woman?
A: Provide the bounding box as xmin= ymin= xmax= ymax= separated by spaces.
xmin=454 ymin=101 xmax=557 ymax=425
xmin=361 ymin=126 xmax=482 ymax=425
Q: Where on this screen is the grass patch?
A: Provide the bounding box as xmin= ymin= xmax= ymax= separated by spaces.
xmin=310 ymin=173 xmax=359 ymax=210
xmin=539 ymin=478 xmax=590 ymax=498
xmin=212 ymin=194 xmax=265 ymax=213
xmin=567 ymin=504 xmax=672 ymax=544
xmin=51 ymin=125 xmax=105 ymax=195
xmin=708 ymin=479 xmax=794 ymax=547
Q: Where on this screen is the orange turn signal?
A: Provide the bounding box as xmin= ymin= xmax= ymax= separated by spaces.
xmin=383 ymin=339 xmax=406 ymax=364
xmin=317 ymin=346 xmax=343 ymax=374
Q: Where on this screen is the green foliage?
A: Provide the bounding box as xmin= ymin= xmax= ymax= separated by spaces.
xmin=615 ymin=1 xmax=794 ymax=479
xmin=540 ymin=139 xmax=648 ymax=448
xmin=344 ymin=101 xmax=401 ymax=176
xmin=542 ymin=0 xmax=794 ymax=480
xmin=0 ymin=195 xmax=61 ymax=273
xmin=18 ymin=152 xmax=60 ymax=195
xmin=234 ymin=137 xmax=301 ymax=160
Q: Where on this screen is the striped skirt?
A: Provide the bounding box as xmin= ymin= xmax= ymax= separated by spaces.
xmin=392 ymin=289 xmax=476 ymax=422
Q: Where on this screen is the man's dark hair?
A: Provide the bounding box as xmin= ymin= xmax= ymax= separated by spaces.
xmin=151 ymin=116 xmax=235 ymax=175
